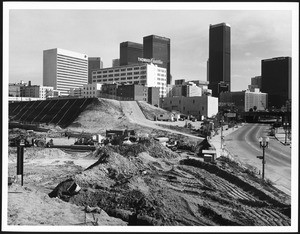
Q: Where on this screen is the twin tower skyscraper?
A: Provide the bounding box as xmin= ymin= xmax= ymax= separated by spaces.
xmin=120 ymin=35 xmax=171 ymax=85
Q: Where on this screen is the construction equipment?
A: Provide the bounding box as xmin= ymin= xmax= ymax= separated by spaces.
xmin=105 ymin=129 xmax=136 ymax=145
xmin=9 ymin=134 xmax=46 ymax=147
xmin=166 ymin=138 xmax=178 ymax=151
xmin=74 ymin=136 xmax=95 ymax=146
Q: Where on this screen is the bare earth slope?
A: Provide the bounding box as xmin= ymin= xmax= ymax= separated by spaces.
xmin=6 ymin=98 xmax=291 ymax=227
xmin=69 ymin=144 xmax=290 ymax=226
xmin=68 ymin=98 xmax=203 ymax=140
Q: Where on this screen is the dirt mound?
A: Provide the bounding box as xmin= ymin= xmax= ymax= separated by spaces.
xmin=8 ymin=147 xmax=68 ymax=163
xmin=137 ymin=101 xmax=171 ymax=120
xmin=75 ymin=139 xmax=178 ymax=189
xmin=68 ymin=98 xmax=141 ymax=134
xmin=45 ymin=138 xmax=290 ymax=226
xmin=76 ymin=148 xmax=142 ymax=189
xmin=23 ymin=148 xmax=69 ymax=160
xmin=111 ymin=138 xmax=179 ymax=159
xmin=8 ymin=184 xmax=126 ymax=226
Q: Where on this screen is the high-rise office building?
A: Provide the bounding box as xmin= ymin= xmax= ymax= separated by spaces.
xmin=43 ymin=48 xmax=88 ymax=96
xmin=143 ymin=35 xmax=171 ymax=85
xmin=120 ymin=41 xmax=143 ymax=66
xmin=112 ymin=59 xmax=120 ymax=67
xmin=88 ymin=57 xmax=103 ymax=84
xmin=248 ymin=76 xmax=262 ymax=91
xmin=208 ymin=23 xmax=231 ymax=97
xmin=261 ymin=56 xmax=291 ymax=109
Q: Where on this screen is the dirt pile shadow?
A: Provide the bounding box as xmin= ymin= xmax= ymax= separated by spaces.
xmin=180 ymin=158 xmax=291 ymax=218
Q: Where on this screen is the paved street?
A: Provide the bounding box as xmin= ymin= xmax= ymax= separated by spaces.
xmin=221 ymin=123 xmax=291 ymax=195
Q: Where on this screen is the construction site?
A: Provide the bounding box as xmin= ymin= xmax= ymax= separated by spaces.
xmin=6 ymin=98 xmax=291 ymax=226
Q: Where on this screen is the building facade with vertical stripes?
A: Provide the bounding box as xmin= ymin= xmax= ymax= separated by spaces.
xmin=43 ymin=48 xmax=88 ymax=96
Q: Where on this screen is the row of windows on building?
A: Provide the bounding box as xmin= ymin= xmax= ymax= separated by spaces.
xmin=83 ymin=87 xmax=96 ymax=90
xmin=93 ymin=72 xmax=166 ymax=78
xmin=169 ymin=99 xmax=204 ymax=105
xmin=57 ymin=65 xmax=88 ymax=73
xmin=94 ymin=72 xmax=147 ymax=78
xmin=89 ymin=82 xmax=166 ymax=91
xmin=93 ymin=75 xmax=166 ymax=81
xmin=93 ymin=76 xmax=147 ymax=82
xmin=57 ymin=54 xmax=88 ymax=64
xmin=83 ymin=91 xmax=96 ymax=94
xmin=102 ymin=76 xmax=144 ymax=80
xmin=57 ymin=58 xmax=88 ymax=67
xmin=94 ymin=66 xmax=147 ymax=74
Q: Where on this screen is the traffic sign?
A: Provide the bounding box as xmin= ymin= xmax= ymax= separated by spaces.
xmin=256 ymin=156 xmax=263 ymax=159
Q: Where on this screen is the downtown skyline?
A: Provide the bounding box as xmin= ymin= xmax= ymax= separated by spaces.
xmin=5 ymin=2 xmax=298 ymax=92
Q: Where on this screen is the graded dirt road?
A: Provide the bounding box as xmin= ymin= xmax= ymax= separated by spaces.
xmin=120 ymin=101 xmax=203 ymax=140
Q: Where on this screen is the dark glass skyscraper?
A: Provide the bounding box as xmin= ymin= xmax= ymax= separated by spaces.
xmin=208 ymin=23 xmax=231 ymax=97
xmin=120 ymin=41 xmax=143 ymax=66
xmin=88 ymin=57 xmax=103 ymax=84
xmin=261 ymin=56 xmax=291 ymax=109
xmin=143 ymin=35 xmax=171 ymax=84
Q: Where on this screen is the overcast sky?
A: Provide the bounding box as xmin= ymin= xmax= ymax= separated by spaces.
xmin=7 ymin=3 xmax=296 ymax=91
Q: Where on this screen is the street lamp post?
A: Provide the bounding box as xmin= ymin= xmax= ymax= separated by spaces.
xmin=220 ymin=118 xmax=224 ymax=149
xmin=258 ymin=136 xmax=269 ymax=180
xmin=283 ymin=122 xmax=290 ymax=145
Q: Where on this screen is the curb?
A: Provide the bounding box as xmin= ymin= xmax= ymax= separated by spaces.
xmin=274 ymin=134 xmax=291 ymax=146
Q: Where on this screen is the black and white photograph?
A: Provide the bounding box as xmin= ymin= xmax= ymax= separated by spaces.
xmin=2 ymin=2 xmax=299 ymax=232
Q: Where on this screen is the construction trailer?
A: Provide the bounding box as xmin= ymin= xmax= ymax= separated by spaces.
xmin=156 ymin=113 xmax=176 ymax=121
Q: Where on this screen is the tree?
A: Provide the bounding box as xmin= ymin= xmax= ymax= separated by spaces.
xmin=253 ymin=106 xmax=257 ymax=111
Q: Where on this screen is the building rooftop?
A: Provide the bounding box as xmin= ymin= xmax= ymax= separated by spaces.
xmin=92 ymin=62 xmax=165 ymax=72
xmin=44 ymin=48 xmax=88 ymax=59
xmin=262 ymin=56 xmax=291 ymax=62
xmin=210 ymin=22 xmax=231 ymax=28
xmin=120 ymin=41 xmax=143 ymax=47
xmin=143 ymin=35 xmax=170 ymax=41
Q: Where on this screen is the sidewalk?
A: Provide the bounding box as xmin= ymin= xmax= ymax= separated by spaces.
xmin=274 ymin=127 xmax=291 ymax=146
xmin=209 ymin=124 xmax=244 ymax=159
